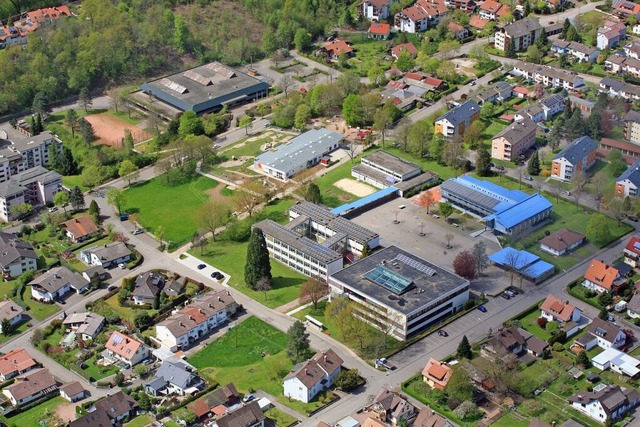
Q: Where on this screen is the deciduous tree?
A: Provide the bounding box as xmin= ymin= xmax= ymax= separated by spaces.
xmin=119 ymin=159 xmax=139 ymax=187
xmin=107 ymin=188 xmax=127 ymax=215
xmin=196 ymin=201 xmax=230 ymax=241
xmin=54 ymin=191 xmax=69 ymax=213
xmin=439 ymin=201 xmax=454 ymax=221
xmin=453 ymin=251 xmax=478 ymax=279
xmin=472 ymin=241 xmax=490 ymax=275
xmin=300 ymin=277 xmax=328 ymax=309
xmin=233 ymin=181 xmax=262 ymax=217
xmin=417 ymin=190 xmax=436 ymax=214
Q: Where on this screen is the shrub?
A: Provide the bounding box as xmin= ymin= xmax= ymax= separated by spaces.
xmin=536 ymin=317 xmax=548 ymax=329
xmin=453 ymin=401 xmax=482 ymax=420
xmin=552 ymin=342 xmax=564 ymax=352
xmin=447 ymin=396 xmax=461 ymax=410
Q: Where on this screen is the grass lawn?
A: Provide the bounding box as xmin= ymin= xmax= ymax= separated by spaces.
xmin=220 ymin=130 xmax=290 ymax=159
xmin=491 ymin=412 xmax=530 ymax=427
xmin=516 ymin=305 xmax=551 ymax=341
xmin=20 ymin=287 xmax=59 ymax=321
xmin=62 ymin=175 xmax=89 ymax=192
xmin=265 ymin=407 xmax=298 ymax=426
xmin=1 ymin=396 xmax=65 ymax=426
xmin=163 ymin=421 xmax=180 ymax=427
xmin=104 ymin=293 xmax=157 ymax=323
xmin=106 ymin=109 xmax=143 ymax=126
xmin=314 ymin=161 xmax=362 ymax=207
xmin=123 ymin=176 xmax=218 ymax=250
xmin=343 ymin=34 xmax=391 ymax=77
xmin=124 ymin=414 xmax=155 ymax=427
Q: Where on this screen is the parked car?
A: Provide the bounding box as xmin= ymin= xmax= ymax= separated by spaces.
xmin=132 ymin=229 xmax=144 ymax=235
xmin=398 ymin=204 xmax=406 ymax=209
xmin=477 ymin=305 xmax=487 ymax=313
xmin=211 ymin=271 xmax=224 ymax=280
xmin=437 ymin=329 xmax=448 ymax=337
xmin=523 ymin=176 xmax=533 ymax=181
xmin=501 ymin=293 xmax=511 ymax=300
xmin=378 ymin=357 xmax=396 ymax=370
xmin=107 ymin=286 xmax=117 ymax=291
xmin=119 ymin=214 xmax=129 ymax=221
xmin=197 ymin=264 xmax=206 ymax=270
xmin=562 ymin=190 xmax=572 ymax=196
xmin=242 ymin=394 xmax=255 ymax=403
xmin=48 ymin=206 xmax=58 ymax=213
xmin=118 ymin=263 xmax=126 ymax=269
xmin=432 ymin=214 xmax=440 ymax=219
xmin=628 ymin=216 xmax=638 ymax=222
xmin=495 ymin=165 xmax=505 ymax=171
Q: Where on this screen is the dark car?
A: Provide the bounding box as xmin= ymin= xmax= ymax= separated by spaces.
xmin=477 ymin=305 xmax=487 ymax=313
xmin=107 ymin=285 xmax=117 ymax=291
xmin=437 ymin=329 xmax=448 ymax=337
xmin=495 ymin=165 xmax=505 ymax=171
xmin=211 ymin=271 xmax=224 ymax=280
xmin=197 ymin=264 xmax=206 ymax=270
xmin=501 ymin=293 xmax=511 ymax=300
xmin=628 ymin=216 xmax=638 ymax=222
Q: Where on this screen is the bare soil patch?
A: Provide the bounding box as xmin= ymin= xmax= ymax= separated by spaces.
xmin=56 ymin=401 xmax=79 ymax=424
xmin=334 ymin=178 xmax=376 ymax=197
xmin=84 ymin=113 xmax=152 ymax=148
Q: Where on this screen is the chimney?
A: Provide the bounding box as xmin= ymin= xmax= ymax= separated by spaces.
xmin=179 ymin=321 xmax=184 ymax=327
xmin=552 ymin=422 xmax=556 ymax=427
xmin=208 ymin=303 xmax=213 ymax=308
xmin=227 ymin=291 xmax=230 ymax=296
xmin=189 ymin=316 xmax=194 ymax=321
xmin=305 ymin=368 xmax=308 ymax=375
xmin=199 ymin=309 xmax=204 ymax=314
xmin=218 ymin=297 xmax=222 ymax=301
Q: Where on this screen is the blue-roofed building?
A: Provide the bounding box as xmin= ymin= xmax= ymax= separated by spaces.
xmin=489 ymin=247 xmax=555 ymax=283
xmin=440 ymin=176 xmax=553 ymax=235
xmin=616 ymin=159 xmax=640 ymax=198
xmin=552 ymin=136 xmax=598 ymax=181
xmin=254 ymin=129 xmax=343 ymax=181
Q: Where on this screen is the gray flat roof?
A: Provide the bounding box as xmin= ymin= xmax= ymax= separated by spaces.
xmin=289 ymin=201 xmax=379 ymax=244
xmin=361 ymin=150 xmax=421 ymax=176
xmin=13 ymin=166 xmax=61 ymax=186
xmin=256 ymin=129 xmax=343 ymax=174
xmin=140 ymin=61 xmax=269 ymax=114
xmin=255 ymin=219 xmax=343 ymax=264
xmin=440 ymin=179 xmax=501 ymax=211
xmin=330 ymin=246 xmax=468 ymax=315
xmin=0 ymin=130 xmax=58 ymax=153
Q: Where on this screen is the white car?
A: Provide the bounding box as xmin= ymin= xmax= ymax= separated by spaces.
xmin=118 ymin=263 xmax=126 ymax=269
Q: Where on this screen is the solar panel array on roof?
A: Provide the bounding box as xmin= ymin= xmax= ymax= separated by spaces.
xmin=184 ymin=70 xmax=212 ymax=86
xmin=160 ymin=78 xmax=188 ymax=94
xmin=634 ymin=241 xmax=640 ymax=251
xmin=395 ymin=254 xmax=436 ymax=276
xmin=111 ymin=334 xmax=124 ymax=345
xmin=365 ymin=265 xmax=413 ymax=295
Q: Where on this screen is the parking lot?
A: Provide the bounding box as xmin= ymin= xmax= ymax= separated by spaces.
xmin=178 ymin=253 xmax=228 ymax=287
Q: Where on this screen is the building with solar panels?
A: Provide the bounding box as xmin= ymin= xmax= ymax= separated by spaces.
xmin=139 ymin=61 xmax=270 ymax=115
xmin=253 ymin=201 xmax=380 ymax=278
xmin=328 ymin=246 xmax=469 ymax=341
xmin=440 ymin=175 xmax=553 ymax=236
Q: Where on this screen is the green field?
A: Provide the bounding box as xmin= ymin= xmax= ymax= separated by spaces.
xmin=123 ymin=176 xmax=218 ymax=250
xmin=265 ymin=407 xmax=298 ymax=426
xmin=2 ymin=396 xmax=66 ymax=426
xmin=124 ymin=414 xmax=155 ymax=427
xmin=20 ymin=287 xmax=59 ymax=321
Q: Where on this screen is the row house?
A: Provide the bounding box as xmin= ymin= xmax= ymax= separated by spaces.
xmin=600 ymin=77 xmax=640 ymax=101
xmin=625 ymin=41 xmax=640 ymax=59
xmin=394 ymin=0 xmax=448 ymax=33
xmin=550 ymin=40 xmax=600 ymax=63
xmin=155 ymin=290 xmax=238 ymax=351
xmin=514 ymin=94 xmax=564 ymax=123
xmin=605 ymin=55 xmax=640 ymax=77
xmin=473 ymin=81 xmax=513 ymax=105
xmin=445 ymin=0 xmax=476 ymax=11
xmin=625 ymin=110 xmax=640 ymax=145
xmin=511 ymin=61 xmax=583 ymax=90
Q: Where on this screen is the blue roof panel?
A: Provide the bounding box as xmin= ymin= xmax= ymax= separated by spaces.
xmin=488 ymin=247 xmax=540 ymax=270
xmin=488 ymin=194 xmax=553 ymax=229
xmin=522 ymin=259 xmax=555 ymax=279
xmin=331 ymin=186 xmax=398 ymax=215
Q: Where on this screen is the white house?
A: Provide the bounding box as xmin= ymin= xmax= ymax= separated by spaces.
xmin=539 ymin=294 xmax=581 ymax=333
xmin=539 ymin=228 xmax=586 ymax=256
xmin=597 ymin=21 xmax=627 ymax=50
xmin=104 ymin=331 xmax=150 ymax=367
xmin=80 ymin=242 xmax=132 ymax=268
xmin=29 ymin=266 xmax=89 ymax=302
xmin=2 ymin=368 xmax=57 ymax=406
xmin=145 ymin=361 xmax=204 ymax=396
xmin=283 ymin=349 xmax=343 ymax=403
xmin=155 ymin=290 xmax=238 ymax=351
xmin=0 ymin=300 xmax=24 ymax=333
xmin=63 ymin=312 xmax=105 ymax=341
xmin=569 ymin=386 xmax=640 ymax=424
xmin=59 ymin=381 xmax=86 ymax=403
xmin=360 ymin=0 xmax=393 ymax=21
xmin=574 ymin=318 xmax=627 ymax=351
xmin=592 ymin=347 xmax=640 ymax=377
xmin=394 ymin=0 xmax=448 ymax=33
xmin=623 ymin=236 xmax=640 ymax=268
xmin=0 ymin=233 xmax=37 ymax=279
xmin=582 ymin=259 xmax=624 ymax=294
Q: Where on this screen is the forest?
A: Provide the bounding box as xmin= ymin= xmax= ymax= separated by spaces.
xmin=0 ymin=0 xmax=350 ymax=116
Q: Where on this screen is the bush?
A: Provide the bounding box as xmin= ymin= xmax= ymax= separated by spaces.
xmin=453 ymin=401 xmax=482 ymax=420
xmin=552 ymin=342 xmax=564 ymax=352
xmin=536 ymin=317 xmax=548 ymax=329
xmin=522 ymin=399 xmax=545 ymax=416
xmin=335 ymin=369 xmax=362 ymax=391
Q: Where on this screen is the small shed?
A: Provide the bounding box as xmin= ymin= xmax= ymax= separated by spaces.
xmin=60 ymin=381 xmax=86 ymax=402
xmin=257 ymin=397 xmax=272 ymax=411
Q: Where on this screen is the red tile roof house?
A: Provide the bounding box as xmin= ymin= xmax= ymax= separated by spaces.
xmin=582 ymin=259 xmax=626 ymax=294
xmin=321 ymin=39 xmax=354 ymax=61
xmin=539 ymin=228 xmax=586 ymax=256
xmin=62 ymin=215 xmax=99 ymax=243
xmin=2 ymin=368 xmax=58 ymax=406
xmin=369 ymin=22 xmax=391 ymax=40
xmin=540 ymin=294 xmax=582 ymax=337
xmin=624 ymin=236 xmax=640 ymax=268
xmin=422 ymin=358 xmax=453 ymax=390
xmin=447 ymin=22 xmax=468 ymax=40
xmin=0 ymin=348 xmax=37 ymax=381
xmin=104 ymin=331 xmax=150 ymax=367
xmin=391 ymin=42 xmax=419 ymax=59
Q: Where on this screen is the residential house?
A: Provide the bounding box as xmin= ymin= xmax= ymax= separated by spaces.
xmin=23 ymin=5 xmax=72 ymax=29
xmin=368 ymin=388 xmax=417 ymax=426
xmin=568 ymin=386 xmax=640 ymax=423
xmin=216 ymin=401 xmax=265 ymax=427
xmin=494 ymin=17 xmax=542 ymax=52
xmin=551 ymin=135 xmax=598 ymax=181
xmin=600 ymin=137 xmax=640 ymax=164
xmin=539 ymin=294 xmax=581 ymax=336
xmin=544 ymin=0 xmax=567 ymax=11
xmin=394 ymin=0 xmax=448 ymax=33
xmin=513 ymin=86 xmax=530 ymax=98
xmin=2 ymin=368 xmax=57 ymax=406
xmin=625 ymin=110 xmax=640 ymax=145
xmin=582 ymin=260 xmax=625 ymax=294
xmin=368 ymin=22 xmax=391 ymax=40
xmin=539 ymin=229 xmax=586 ymax=256
xmin=321 ymin=39 xmax=354 ymax=61
xmin=569 ymin=95 xmax=595 ymax=116
xmin=434 ymin=100 xmax=480 ymax=137
xmin=29 ymin=266 xmax=89 ymax=302
xmin=597 ymin=21 xmax=627 ymax=50
xmin=550 ymin=40 xmax=599 ymax=63
xmin=511 ymin=61 xmax=584 ymax=90
xmin=0 ymin=349 xmax=37 ymax=381
xmin=61 ymin=216 xmax=99 ymax=243
xmin=91 ymin=391 xmax=139 ymax=424
xmin=445 ymin=0 xmax=476 ymax=11
xmin=81 ymin=265 xmax=107 ymax=282
xmin=634 ymin=22 xmax=640 ymax=35
xmin=59 ymin=381 xmax=86 ymax=403
xmin=413 ymin=409 xmax=454 ymax=427
xmin=447 ymin=22 xmax=468 ymax=40
xmin=623 ymin=236 xmax=640 ymax=267
xmin=604 ymin=55 xmax=640 ymax=77
xmin=482 ymin=326 xmax=549 ymax=360
xmin=80 ymin=242 xmax=132 ymax=268
xmin=627 ymin=291 xmax=640 ymax=319
xmin=360 ymin=0 xmax=393 ymax=21
xmin=283 ymin=349 xmax=343 ymax=403
xmin=592 ymin=347 xmax=640 ymax=377
xmin=104 ymin=331 xmax=150 ymax=367
xmin=600 ymin=77 xmax=640 ymax=101
xmin=0 ymin=300 xmax=24 ymax=333
xmin=469 ymin=16 xmax=490 ymax=31
xmin=155 ymin=290 xmax=238 ymax=351
xmin=63 ymin=312 xmax=105 ymax=341
xmin=491 ymin=117 xmax=536 ymax=161
xmin=188 ymin=383 xmax=241 ymax=421
xmin=68 ymin=409 xmax=113 ymax=427
xmin=422 ymin=358 xmax=452 ymax=390
xmin=391 ymin=42 xmax=419 ymax=59
xmin=474 ymin=81 xmax=513 ymax=105
xmin=514 ymin=94 xmax=565 ymax=123
xmin=625 ymin=41 xmax=640 ymax=59
xmin=0 ymin=25 xmax=28 ymax=49
xmin=479 ymin=0 xmax=510 ymax=20
xmin=573 ymin=318 xmax=627 ymax=351
xmin=614 ymin=1 xmax=640 ymax=20
xmin=145 ymin=361 xmax=204 ymax=396
xmin=0 ymin=232 xmax=37 ymax=279
xmin=132 ymin=271 xmax=166 ymax=306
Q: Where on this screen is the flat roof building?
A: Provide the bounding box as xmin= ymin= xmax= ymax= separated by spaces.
xmin=254 ymin=129 xmax=343 ymax=181
xmin=140 ymin=61 xmax=269 ymax=115
xmin=328 ymin=245 xmax=469 ymax=340
xmin=440 ymin=175 xmax=553 ymax=235
xmin=489 ymin=247 xmax=555 ymax=283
